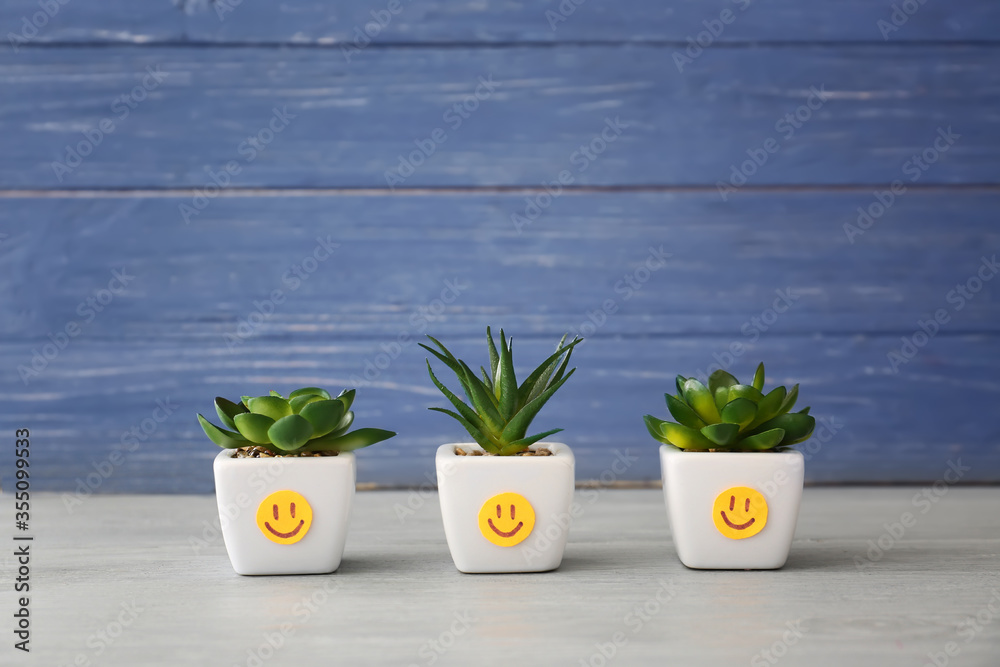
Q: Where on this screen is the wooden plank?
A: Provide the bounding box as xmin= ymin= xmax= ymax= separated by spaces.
xmin=9 ymin=489 xmax=1000 ymax=666
xmin=2 ymin=0 xmax=999 ymax=45
xmin=0 ymin=46 xmax=996 ymax=188
xmin=1 ymin=333 xmax=997 ymax=492
xmin=2 ymin=192 xmax=998 ymax=340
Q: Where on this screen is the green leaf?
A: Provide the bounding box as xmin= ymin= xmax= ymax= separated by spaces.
xmin=486 ymin=326 xmax=500 ymax=379
xmin=425 ymin=360 xmax=491 ymax=438
xmin=708 ymin=369 xmax=739 ymax=395
xmin=336 ymin=388 xmax=356 ymax=413
xmin=674 ymin=375 xmax=686 ymax=398
xmin=289 ymin=393 xmax=325 ymax=413
xmin=247 ymin=395 xmax=292 ymax=421
xmin=214 ymin=397 xmax=248 ymax=431
xmin=720 ymin=397 xmax=757 ymax=428
xmin=752 ymin=413 xmax=815 ymax=446
xmin=234 ymin=413 xmax=276 ymax=444
xmin=290 ymin=387 xmax=332 ymax=400
xmin=427 ymin=407 xmax=496 ymax=451
xmin=480 ymin=366 xmax=494 ymax=392
xmin=498 ymin=329 xmax=518 ymax=420
xmin=305 ymin=428 xmax=397 ymax=452
xmin=327 ymin=410 xmax=355 ymax=438
xmin=665 ymin=394 xmax=706 ymax=429
xmin=738 ymin=428 xmax=785 ymax=451
xmin=458 ymin=361 xmax=504 ymax=431
xmin=504 ymin=428 xmax=563 ymax=452
xmin=798 ymin=406 xmax=810 ymax=415
xmin=645 ymin=416 xmax=714 ymax=449
xmin=713 ymin=386 xmax=729 ymax=411
xmin=752 ymin=363 xmax=766 ymax=392
xmin=421 ymin=342 xmax=475 ymax=404
xmin=197 ymin=414 xmax=249 ymax=449
xmin=269 ymin=390 xmax=284 ymax=398
xmin=500 ymin=369 xmax=574 ymax=442
xmin=299 ymin=399 xmax=346 ymax=438
xmin=746 ymin=386 xmax=787 ymax=430
xmin=267 ymin=414 xmax=315 ymax=451
xmin=549 ymin=338 xmax=578 ymax=387
xmin=518 ymin=335 xmax=578 ymax=405
xmin=728 ymin=384 xmax=765 ymax=404
xmin=241 ymin=396 xmax=253 ymax=408
xmin=778 ymin=384 xmax=799 ymax=415
xmin=700 ymin=423 xmax=740 ymax=446
xmin=682 ymin=378 xmax=722 ymax=423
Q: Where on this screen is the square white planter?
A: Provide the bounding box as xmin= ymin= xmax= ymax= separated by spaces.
xmin=436 ymin=443 xmax=575 ymax=573
xmin=213 ymin=449 xmax=356 ymax=575
xmin=660 ymin=444 xmax=804 ymax=570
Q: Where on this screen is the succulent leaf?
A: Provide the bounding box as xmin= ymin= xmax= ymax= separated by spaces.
xmin=299 ymin=399 xmax=346 ymax=438
xmin=665 ymin=393 xmax=707 ymax=429
xmin=700 ymin=423 xmax=740 ymax=446
xmin=708 ymin=369 xmax=739 ymax=395
xmin=267 ymin=414 xmax=315 ymax=451
xmin=644 ymin=362 xmax=815 ymax=452
xmin=746 ymin=386 xmax=786 ymax=429
xmin=424 ymin=329 xmax=576 ymax=454
xmin=290 ymin=387 xmax=332 ymax=400
xmin=289 ymin=393 xmax=325 ymax=413
xmin=215 ymin=397 xmax=248 ymax=430
xmin=652 ymin=419 xmax=715 ymax=450
xmin=728 ymin=384 xmax=765 ymax=404
xmin=234 ymin=412 xmax=276 ymax=444
xmin=305 ymin=427 xmax=397 ymax=452
xmin=739 ymin=428 xmax=786 ymax=451
xmin=720 ymin=397 xmax=757 ymax=428
xmin=336 ymin=388 xmax=356 ymax=412
xmin=503 ymin=428 xmax=563 ymax=453
xmin=198 ymin=414 xmax=249 ymax=449
xmin=247 ymin=396 xmax=292 ymax=421
xmin=682 ymin=378 xmax=722 ymax=423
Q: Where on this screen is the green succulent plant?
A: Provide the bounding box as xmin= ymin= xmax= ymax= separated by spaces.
xmin=644 ymin=363 xmax=814 ymax=451
xmin=421 ymin=327 xmax=581 ymax=455
xmin=197 ymin=387 xmax=395 ymax=455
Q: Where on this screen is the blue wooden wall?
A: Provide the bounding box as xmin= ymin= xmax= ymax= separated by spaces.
xmin=1 ymin=1 xmax=998 ymax=492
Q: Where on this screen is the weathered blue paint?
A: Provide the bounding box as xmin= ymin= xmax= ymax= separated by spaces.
xmin=0 ymin=46 xmax=996 ymax=188
xmin=0 ymin=1 xmax=997 ymax=491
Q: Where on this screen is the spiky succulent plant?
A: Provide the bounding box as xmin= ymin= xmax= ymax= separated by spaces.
xmin=644 ymin=363 xmax=814 ymax=451
xmin=421 ymin=328 xmax=581 ymax=455
xmin=197 ymin=387 xmax=395 ymax=455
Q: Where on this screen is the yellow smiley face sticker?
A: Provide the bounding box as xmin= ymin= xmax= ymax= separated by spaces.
xmin=256 ymin=490 xmax=313 ymax=545
xmin=712 ymin=486 xmax=768 ymax=539
xmin=478 ymin=492 xmax=535 ymax=547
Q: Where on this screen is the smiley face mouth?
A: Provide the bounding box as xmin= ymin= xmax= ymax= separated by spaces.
xmin=264 ymin=520 xmax=305 ymax=539
xmin=719 ymin=512 xmax=755 ymax=531
xmin=487 ymin=519 xmax=523 ymax=538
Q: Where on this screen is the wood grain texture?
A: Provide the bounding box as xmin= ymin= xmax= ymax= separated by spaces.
xmin=1 ymin=333 xmax=997 ymax=492
xmin=2 ymin=192 xmax=999 ymax=339
xmin=4 ymin=489 xmax=999 ymax=666
xmin=0 ymin=45 xmax=997 ymax=188
xmin=2 ymin=0 xmax=999 ymax=45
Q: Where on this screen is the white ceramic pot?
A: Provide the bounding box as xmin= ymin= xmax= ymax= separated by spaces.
xmin=436 ymin=442 xmax=575 ymax=573
xmin=659 ymin=444 xmax=804 ymax=570
xmin=213 ymin=449 xmax=356 ymax=575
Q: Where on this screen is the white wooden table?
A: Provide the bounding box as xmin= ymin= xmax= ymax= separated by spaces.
xmin=4 ymin=488 xmax=999 ymax=666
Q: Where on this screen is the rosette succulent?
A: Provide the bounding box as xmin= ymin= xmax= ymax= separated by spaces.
xmin=197 ymin=387 xmax=395 ymax=455
xmin=644 ymin=363 xmax=814 ymax=451
xmin=422 ymin=327 xmax=581 ymax=455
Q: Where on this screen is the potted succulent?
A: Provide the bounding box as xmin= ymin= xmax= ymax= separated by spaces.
xmin=197 ymin=387 xmax=395 ymax=575
xmin=644 ymin=364 xmax=815 ymax=570
xmin=422 ymin=328 xmax=581 ymax=573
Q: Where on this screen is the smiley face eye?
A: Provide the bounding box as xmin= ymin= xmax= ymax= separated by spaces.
xmin=745 ymin=498 xmax=750 ymax=512
xmin=510 ymin=504 xmax=516 ymax=520
xmin=272 ymin=504 xmax=279 ymax=520
xmin=291 ymin=502 xmax=296 ymax=519
xmin=729 ymin=495 xmax=735 ymax=511
xmin=496 ymin=504 xmax=501 ymax=519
